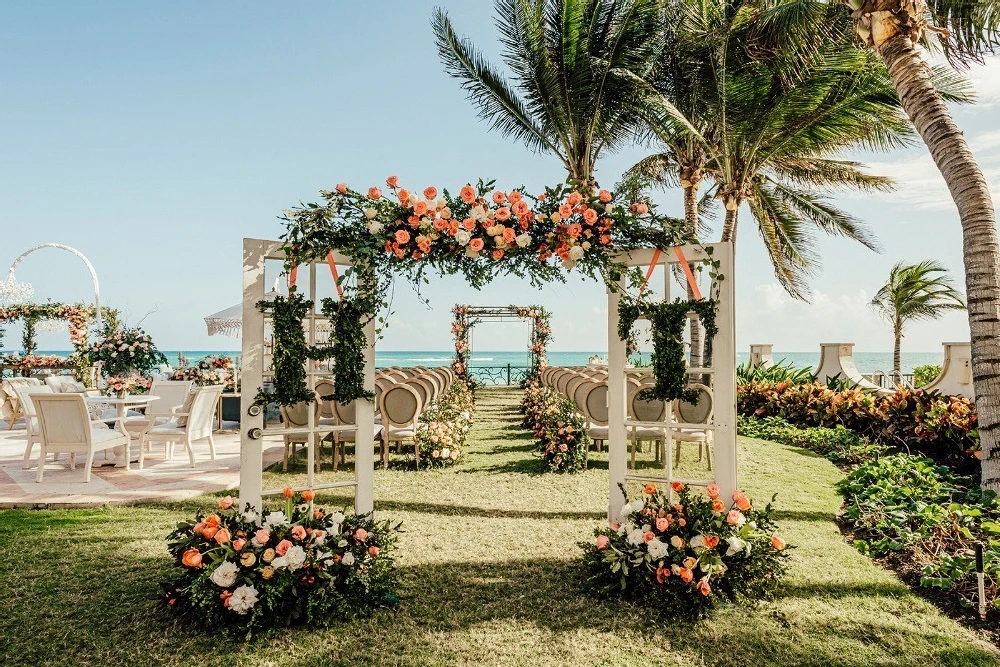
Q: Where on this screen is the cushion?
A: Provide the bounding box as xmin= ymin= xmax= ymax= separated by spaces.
xmin=175 ymin=390 xmax=197 ymax=428
xmin=90 ymin=427 xmax=125 ymax=447
xmin=149 ymin=421 xmax=185 ymax=435
xmin=58 ymin=381 xmax=87 ymax=393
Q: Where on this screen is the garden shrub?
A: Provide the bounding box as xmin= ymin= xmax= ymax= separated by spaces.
xmin=737 ymin=415 xmax=886 ymax=464
xmin=580 ymin=482 xmax=789 ymax=617
xmin=521 ymin=379 xmax=589 ymax=472
xmin=913 ymin=364 xmax=942 ymax=388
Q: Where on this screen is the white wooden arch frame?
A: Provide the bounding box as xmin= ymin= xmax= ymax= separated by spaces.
xmin=606 ymin=243 xmax=737 ymax=522
xmin=239 ymin=239 xmax=375 ymax=513
xmin=239 ymin=238 xmax=736 ymax=522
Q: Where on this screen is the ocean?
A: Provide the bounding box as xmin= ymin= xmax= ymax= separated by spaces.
xmin=15 ymin=349 xmax=946 ymax=374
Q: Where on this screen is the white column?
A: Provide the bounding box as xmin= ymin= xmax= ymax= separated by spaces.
xmin=712 ymin=243 xmax=738 ymax=501
xmin=607 ymin=278 xmax=628 ymax=523
xmin=749 ymin=344 xmax=773 ymax=368
xmin=354 ymin=277 xmax=376 ymax=515
xmin=239 ymin=239 xmax=266 ymax=512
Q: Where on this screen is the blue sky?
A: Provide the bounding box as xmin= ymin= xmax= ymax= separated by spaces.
xmin=1 ymin=1 xmax=997 ymax=355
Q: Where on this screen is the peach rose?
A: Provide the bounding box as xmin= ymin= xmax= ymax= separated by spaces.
xmin=583 ymin=208 xmax=598 ymax=224
xmin=655 ymin=517 xmax=670 ymax=532
xmin=386 ymin=175 xmax=399 ymax=188
xmin=368 ymin=187 xmax=382 ymax=200
xmin=423 ymin=186 xmax=437 ymax=200
xmin=275 ymin=539 xmax=293 ymax=556
xmin=398 ymin=188 xmax=411 ymax=204
xmin=706 ymin=483 xmax=720 ymax=499
xmin=204 ymin=514 xmax=221 ymax=528
xmin=558 ymin=203 xmax=572 ymax=217
xmin=502 ymin=227 xmax=516 ymax=243
xmin=711 ymin=498 xmax=725 ymax=512
xmin=495 ymin=207 xmax=511 ymax=221
xmin=395 ymin=229 xmax=411 ymax=245
xmin=512 ymin=200 xmax=529 ymax=216
xmin=192 ymin=521 xmax=206 ymax=537
xmin=201 ymin=526 xmax=218 ymax=540
xmin=596 ymin=535 xmax=610 ymax=550
xmin=679 ymin=567 xmax=694 ymax=583
xmin=354 ymin=528 xmax=369 ymax=543
xmin=181 ymin=549 xmax=203 ymax=568
xmin=313 ymin=509 xmax=324 ymax=520
xmin=726 ymin=510 xmax=744 ymax=526
xmin=232 ymin=538 xmax=247 ymax=552
xmin=368 ymin=545 xmax=380 ymax=557
xmin=214 ymin=528 xmax=231 ymax=545
xmin=703 ymin=535 xmax=720 ymax=550
xmin=492 ymin=249 xmax=505 ymax=260
xmin=433 ymin=218 xmax=448 ymax=231
xmin=567 ymin=223 xmax=582 ymax=238
xmin=656 ymin=566 xmax=671 ymax=584
xmin=598 ymin=189 xmax=612 ymax=203
xmin=670 ymin=535 xmax=685 ymax=549
xmin=462 ymin=217 xmax=476 ymax=231
xmin=643 ymin=530 xmax=655 ymax=543
xmin=469 ymin=238 xmax=485 ymax=252
xmin=282 ymin=487 xmax=294 ymax=499
xmin=696 ymin=578 xmax=711 ymax=596
xmin=254 ymin=528 xmax=270 ymax=544
xmin=336 ymin=183 xmax=348 ymax=194
xmin=771 ymin=535 xmax=787 ymax=551
xmin=413 ymin=201 xmax=429 ymax=216
xmin=218 ymin=495 xmax=234 ymax=510
xmin=600 ymin=233 xmax=611 ymax=245
xmin=508 ymin=191 xmax=522 ymax=203
xmin=301 ymin=489 xmax=315 ymax=502
xmin=492 ymin=191 xmax=506 ymax=204
xmin=291 ymin=525 xmax=308 ymax=541
xmin=567 ymin=191 xmax=582 ymax=206
xmin=460 ymin=185 xmax=476 ymax=203
xmin=735 ymin=495 xmax=751 ymax=512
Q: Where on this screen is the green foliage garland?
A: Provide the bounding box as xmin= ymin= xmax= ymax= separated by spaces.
xmin=320 ymin=296 xmax=375 ymax=404
xmin=618 ymin=298 xmax=719 ymax=403
xmin=255 ymin=293 xmax=333 ymax=408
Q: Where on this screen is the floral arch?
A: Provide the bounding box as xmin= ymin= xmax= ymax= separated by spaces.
xmin=0 ymin=303 xmax=117 ymax=379
xmin=239 ymin=176 xmax=736 ymax=524
xmin=451 ymin=304 xmax=552 ymax=385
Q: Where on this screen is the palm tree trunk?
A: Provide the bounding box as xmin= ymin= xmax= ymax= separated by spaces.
xmin=720 ymin=207 xmax=738 ymax=243
xmin=893 ymin=324 xmax=902 ymax=379
xmin=878 ymin=34 xmax=1000 ymax=488
xmin=684 ymin=184 xmax=704 ymax=369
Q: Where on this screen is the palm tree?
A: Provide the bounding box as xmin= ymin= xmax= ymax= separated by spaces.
xmin=763 ymin=0 xmax=1000 ymax=487
xmin=870 ymin=260 xmax=966 ymax=379
xmin=432 ymin=0 xmax=680 ymax=189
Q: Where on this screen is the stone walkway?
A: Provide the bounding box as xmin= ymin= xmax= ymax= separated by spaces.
xmin=0 ymin=419 xmax=283 ymax=508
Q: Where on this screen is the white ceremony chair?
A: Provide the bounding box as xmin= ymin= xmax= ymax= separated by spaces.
xmin=380 ymin=383 xmax=423 ymax=467
xmin=672 ymin=384 xmax=714 ymax=470
xmin=140 ymin=385 xmax=224 ymax=468
xmin=279 ymin=399 xmax=320 ymax=473
xmin=124 ymin=380 xmax=193 ymax=442
xmin=16 ymin=385 xmax=54 ymax=469
xmin=34 ymin=394 xmax=129 ymax=483
xmin=332 ymin=398 xmax=387 ymax=470
xmin=628 ymin=384 xmax=668 ymax=470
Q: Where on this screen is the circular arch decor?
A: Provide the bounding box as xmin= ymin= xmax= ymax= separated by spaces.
xmin=451 ymin=304 xmax=552 ymax=385
xmin=0 ymin=303 xmax=118 ymax=379
xmin=240 ymin=176 xmax=736 ymax=523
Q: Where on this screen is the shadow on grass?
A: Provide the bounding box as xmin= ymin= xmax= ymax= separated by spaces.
xmin=777 ymin=579 xmax=910 ymax=600
xmin=771 ymin=509 xmax=837 ymax=523
xmin=376 ymin=499 xmax=606 ymax=521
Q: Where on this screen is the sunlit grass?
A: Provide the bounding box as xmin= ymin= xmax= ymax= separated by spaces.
xmin=1 ymin=387 xmax=996 ymax=666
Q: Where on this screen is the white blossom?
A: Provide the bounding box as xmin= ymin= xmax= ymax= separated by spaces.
xmin=263 ymin=511 xmax=288 ymax=528
xmin=210 ymin=560 xmax=239 ymax=588
xmin=455 ymin=230 xmax=472 ymax=246
xmin=368 ymin=221 xmax=384 ymax=235
xmin=647 ymin=539 xmax=669 ymax=560
xmin=725 ymin=536 xmax=748 ymax=556
xmin=569 ymin=245 xmax=585 ymax=261
xmin=341 ymin=552 xmax=356 ymax=566
xmin=228 ymin=584 xmax=259 ymax=614
xmin=364 ymin=207 xmax=377 ymax=219
xmin=627 ymin=528 xmax=646 ymax=546
xmin=515 ymin=233 xmax=532 ymax=248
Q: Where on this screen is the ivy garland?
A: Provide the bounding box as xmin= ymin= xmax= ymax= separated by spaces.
xmin=618 ymin=298 xmax=719 ymax=403
xmin=254 ymin=293 xmax=334 ymax=408
xmin=320 ymin=296 xmax=375 ymax=404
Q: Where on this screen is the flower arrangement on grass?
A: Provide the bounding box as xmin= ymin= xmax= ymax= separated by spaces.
xmin=580 ymin=482 xmax=790 ymax=616
xmin=521 ymin=380 xmax=589 ymax=473
xmin=104 ymin=375 xmax=152 ymax=398
xmin=451 ymin=305 xmax=476 ymax=386
xmin=90 ymin=326 xmax=167 ymax=377
xmin=513 ymin=305 xmax=551 ymax=382
xmin=415 ymin=381 xmax=474 ymax=467
xmin=160 ymin=489 xmax=401 ymax=637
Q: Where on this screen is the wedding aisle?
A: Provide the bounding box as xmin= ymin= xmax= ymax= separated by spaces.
xmin=1 ymin=387 xmax=995 ymax=666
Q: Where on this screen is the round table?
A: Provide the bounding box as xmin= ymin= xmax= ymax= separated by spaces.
xmin=85 ymin=395 xmax=158 ymax=468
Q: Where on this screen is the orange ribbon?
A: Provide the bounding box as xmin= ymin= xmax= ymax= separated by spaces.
xmin=288 ymin=265 xmax=298 ymax=290
xmin=637 ymin=247 xmax=702 ymax=301
xmin=637 ymin=249 xmax=662 ymax=299
xmin=326 ymin=252 xmax=344 ymax=299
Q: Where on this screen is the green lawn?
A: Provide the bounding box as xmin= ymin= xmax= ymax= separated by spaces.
xmin=1 ymin=387 xmax=997 ymax=666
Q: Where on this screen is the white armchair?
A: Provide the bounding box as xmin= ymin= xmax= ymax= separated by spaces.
xmin=33 ymin=394 xmax=130 ymax=483
xmin=15 ymin=385 xmax=54 ymax=469
xmin=140 ymin=385 xmax=224 ymax=468
xmin=124 ymin=380 xmax=193 ymax=440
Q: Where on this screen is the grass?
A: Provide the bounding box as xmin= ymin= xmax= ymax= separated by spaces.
xmin=1 ymin=387 xmax=998 ymax=666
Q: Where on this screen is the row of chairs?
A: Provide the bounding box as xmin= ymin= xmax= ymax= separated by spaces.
xmin=279 ymin=366 xmax=456 ymax=471
xmin=539 ymin=366 xmax=714 ymax=470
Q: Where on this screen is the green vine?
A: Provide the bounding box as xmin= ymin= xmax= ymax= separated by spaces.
xmin=618 ymin=298 xmax=718 ymax=403
xmin=254 ymin=293 xmax=334 ymax=408
xmin=320 ymin=296 xmax=375 ymax=404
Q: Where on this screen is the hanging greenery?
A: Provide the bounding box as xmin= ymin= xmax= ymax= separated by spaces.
xmin=320 ymin=295 xmax=375 ymax=404
xmin=254 ymin=293 xmax=334 ymax=408
xmin=618 ymin=298 xmax=719 ymax=403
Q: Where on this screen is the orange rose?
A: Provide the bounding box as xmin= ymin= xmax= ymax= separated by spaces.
xmin=220 ymin=590 xmax=233 ymax=607
xmin=386 ymin=175 xmax=399 ymax=188
xmin=508 ymin=191 xmax=522 ymax=203
xmin=567 ymin=223 xmax=582 ymax=238
xmin=313 ymin=509 xmax=324 ymax=519
xmin=413 ymin=201 xmax=429 ymax=216
xmin=462 ymin=217 xmax=476 ymax=231
xmin=232 ymin=538 xmax=247 ymax=552
xmin=398 ymin=188 xmax=411 ymax=204
xmin=181 ymin=549 xmax=203 ymax=568
xmin=711 ymin=498 xmax=725 ymax=512
xmin=423 ymin=186 xmax=437 ymax=200
xmin=696 ymin=578 xmax=711 ymax=596
xmin=417 ymin=236 xmax=432 ymax=253
xmin=771 ymin=535 xmax=787 ymax=551
xmin=448 ymin=220 xmax=460 ymax=235
xmin=203 ymin=514 xmax=221 ymax=528
xmin=433 ymin=218 xmax=448 ymax=231
xmin=735 ymin=495 xmax=751 ymax=511
xmin=600 ymin=234 xmax=611 ymax=245
xmin=492 ymin=249 xmax=505 ymax=260
xmin=469 ymin=238 xmax=485 ymax=252
xmin=368 ymin=187 xmax=382 ymax=200
xmin=335 ymin=183 xmax=348 ymax=194
xmin=670 ymin=481 xmax=684 ymax=493
xmin=368 ymin=545 xmax=380 ymax=557
xmin=567 ymin=191 xmax=582 ymax=206
xmin=282 ymin=487 xmax=294 ymax=499
xmin=583 ymin=208 xmax=598 ymax=224
xmin=301 ymin=489 xmax=315 ymax=502
xmin=276 ymin=539 xmax=293 ymax=556
xmin=201 ymin=526 xmax=218 ymax=540
xmin=502 ymin=227 xmax=516 ymax=243
xmin=598 ymin=189 xmax=612 ymax=203
xmin=395 ymin=229 xmax=411 ymax=245
xmin=703 ymin=534 xmax=720 ymax=550
xmin=192 ymin=521 xmax=206 ymax=536
xmin=291 ymin=525 xmax=308 ymax=541
xmin=679 ymin=567 xmax=694 ymax=583
xmin=655 ymin=517 xmax=670 ymax=532
xmin=644 ymin=482 xmax=657 ymax=495
xmin=512 ymin=200 xmax=529 ymax=216
xmin=218 ymin=495 xmax=234 ymax=510
xmin=214 ymin=528 xmax=231 ymax=545
xmin=460 ymin=185 xmax=476 ymax=203
xmin=558 ymin=203 xmax=572 ymax=217
xmin=495 ymin=207 xmax=511 ymax=221
xmin=492 ymin=191 xmax=506 ymax=204
xmin=643 ymin=531 xmax=655 ymax=543
xmin=656 ymin=566 xmax=671 ymax=584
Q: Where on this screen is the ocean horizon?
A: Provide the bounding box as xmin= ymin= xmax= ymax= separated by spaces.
xmin=7 ymin=349 xmax=948 ymax=374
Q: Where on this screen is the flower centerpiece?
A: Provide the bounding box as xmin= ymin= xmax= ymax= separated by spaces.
xmin=90 ymin=326 xmax=167 ymax=378
xmin=579 ymin=482 xmax=790 ymax=616
xmin=173 ymin=355 xmax=238 ymax=392
xmin=104 ymin=375 xmax=152 ymax=398
xmin=160 ymin=489 xmax=401 ymax=636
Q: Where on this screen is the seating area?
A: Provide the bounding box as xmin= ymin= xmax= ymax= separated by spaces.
xmin=275 ymin=365 xmax=456 ymax=471
xmin=538 ymin=366 xmax=714 ymax=471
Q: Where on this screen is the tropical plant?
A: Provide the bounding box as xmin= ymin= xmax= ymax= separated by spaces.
xmin=736 ymin=358 xmax=815 ymax=385
xmin=913 ymin=363 xmax=942 ymax=388
xmin=870 ymin=260 xmax=965 ymax=376
xmin=432 ymin=0 xmax=682 ymax=189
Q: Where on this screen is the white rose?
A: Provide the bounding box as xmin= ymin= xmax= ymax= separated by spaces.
xmin=228 ymin=584 xmax=259 ymax=614
xmin=341 ymin=552 xmax=356 ymax=566
xmin=455 ymin=230 xmax=471 ymax=246
xmin=471 ymin=205 xmax=487 ymax=222
xmin=368 ymin=221 xmax=384 ymax=235
xmin=725 ymin=536 xmax=747 ymax=556
xmin=466 ymin=247 xmax=480 ymax=259
xmin=647 ymin=539 xmax=669 ymax=560
xmin=605 ymin=203 xmax=615 ymax=213
xmin=210 ymin=560 xmax=239 ymax=588
xmin=329 ymin=511 xmax=345 ymax=527
xmin=436 ymin=196 xmax=446 ymax=208
xmin=284 ymin=545 xmax=307 ymax=570
xmin=264 ymin=511 xmax=288 ymax=528
xmin=627 ymin=528 xmax=645 ymax=546
xmin=581 ymin=241 xmax=591 ymax=250
xmin=562 ymin=258 xmax=577 ymax=270
xmin=515 ymin=233 xmax=532 ymax=248
xmin=569 ymin=245 xmax=585 ymax=261
xmin=364 ymin=207 xmax=377 ymax=219
xmin=690 ymin=535 xmax=705 ymax=550
xmin=241 ymin=509 xmax=260 ymax=525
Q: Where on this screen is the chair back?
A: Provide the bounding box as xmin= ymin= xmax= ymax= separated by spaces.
xmin=380 ymin=384 xmax=422 ymax=428
xmin=187 ymin=385 xmax=225 ymax=439
xmin=34 ymin=394 xmax=91 ymax=451
xmin=315 ymin=378 xmax=336 ymax=418
xmin=333 ymin=399 xmax=357 ymax=426
xmin=409 ymin=377 xmax=434 ymax=405
xmin=14 ymin=385 xmax=55 ymax=434
xmin=146 ymin=380 xmax=192 ymax=418
xmin=585 ymin=383 xmax=609 ymax=425
xmin=676 ymin=384 xmax=713 ymax=424
xmin=630 ymin=386 xmax=666 ymax=422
